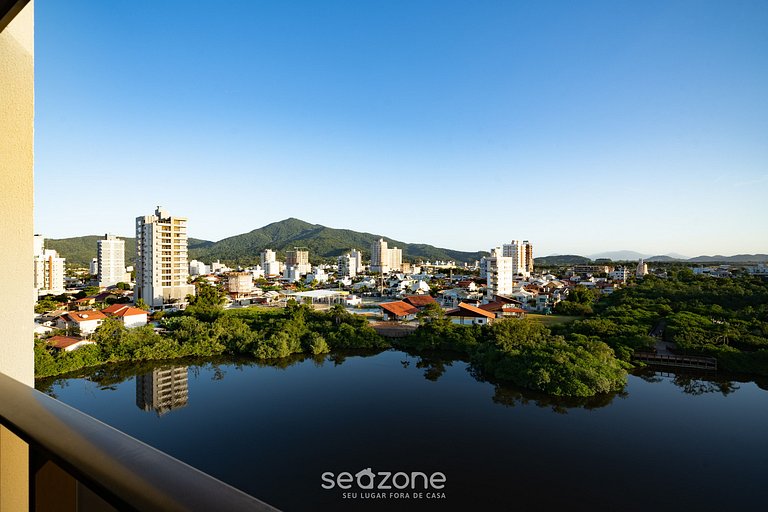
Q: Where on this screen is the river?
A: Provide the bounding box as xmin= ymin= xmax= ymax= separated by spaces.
xmin=38 ymin=349 xmax=768 ymax=511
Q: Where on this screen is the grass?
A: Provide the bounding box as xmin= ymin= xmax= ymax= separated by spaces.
xmin=526 ymin=313 xmax=581 ymax=326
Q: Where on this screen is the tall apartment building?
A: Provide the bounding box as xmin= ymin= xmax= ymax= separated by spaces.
xmin=285 ymin=248 xmax=311 ymax=275
xmin=260 ymin=249 xmax=276 ymax=268
xmin=485 ymin=240 xmax=534 ymax=299
xmin=33 ymin=234 xmax=66 ymax=296
xmin=97 ymin=234 xmax=129 ymax=287
xmin=136 ymin=366 xmax=189 ymax=416
xmin=370 ymin=238 xmax=402 ymax=274
xmin=338 ymin=251 xmax=359 ymax=278
xmin=501 ymin=240 xmax=534 ymax=277
xmin=260 ymin=249 xmax=281 ymax=277
xmin=350 ymin=249 xmax=364 ymax=273
xmin=485 ymin=247 xmax=515 ymax=298
xmin=135 ymin=206 xmax=195 ymax=309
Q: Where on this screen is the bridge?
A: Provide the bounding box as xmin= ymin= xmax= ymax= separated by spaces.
xmin=633 ymin=352 xmax=718 ymax=371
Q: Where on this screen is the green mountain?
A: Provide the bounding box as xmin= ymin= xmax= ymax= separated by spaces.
xmin=189 ymin=218 xmax=488 ymax=264
xmin=534 ymin=255 xmax=592 ymax=266
xmin=45 ymin=236 xmax=213 ymax=266
xmin=45 ymin=219 xmax=485 ymax=266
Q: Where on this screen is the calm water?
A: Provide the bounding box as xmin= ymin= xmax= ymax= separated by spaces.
xmin=38 ymin=350 xmax=768 ymax=511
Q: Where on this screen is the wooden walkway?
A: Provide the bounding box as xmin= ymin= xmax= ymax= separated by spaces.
xmin=633 ymin=352 xmax=717 ymax=371
xmin=369 ymin=321 xmax=418 ymax=338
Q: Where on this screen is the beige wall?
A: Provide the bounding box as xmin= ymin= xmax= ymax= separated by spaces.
xmin=0 ymin=1 xmax=34 ymax=509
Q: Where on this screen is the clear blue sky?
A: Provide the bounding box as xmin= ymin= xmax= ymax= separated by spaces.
xmin=35 ymin=0 xmax=768 ymax=257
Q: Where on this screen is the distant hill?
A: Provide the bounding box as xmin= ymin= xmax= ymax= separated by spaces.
xmin=588 ymin=250 xmax=650 ymax=261
xmin=188 ymin=218 xmax=487 ymax=264
xmin=646 ymin=255 xmax=679 ymax=262
xmin=688 ymin=254 xmax=768 ymax=263
xmin=534 ymin=255 xmax=592 ymax=266
xmin=45 ymin=235 xmax=212 ymax=266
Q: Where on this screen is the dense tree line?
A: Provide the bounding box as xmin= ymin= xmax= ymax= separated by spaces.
xmin=553 ymin=271 xmax=768 ymax=374
xmin=34 ymin=299 xmax=386 ymax=379
xmin=396 ymin=303 xmax=628 ymax=397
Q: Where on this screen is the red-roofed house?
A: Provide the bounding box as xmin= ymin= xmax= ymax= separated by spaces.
xmin=47 ymin=335 xmax=96 ymax=352
xmin=379 ymin=301 xmax=419 ymax=321
xmin=56 ymin=310 xmax=107 ymax=336
xmin=446 ymin=302 xmax=496 ymax=325
xmin=102 ymin=304 xmax=149 ymax=328
xmin=402 ymin=295 xmax=437 ymax=309
xmin=478 ymin=301 xmax=526 ymax=319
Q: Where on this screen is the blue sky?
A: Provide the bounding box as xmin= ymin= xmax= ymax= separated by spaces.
xmin=35 ymin=0 xmax=768 ymax=257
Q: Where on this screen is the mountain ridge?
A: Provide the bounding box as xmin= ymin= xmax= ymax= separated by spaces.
xmin=45 ymin=219 xmax=488 ymax=266
xmin=45 ymin=220 xmax=768 ymax=267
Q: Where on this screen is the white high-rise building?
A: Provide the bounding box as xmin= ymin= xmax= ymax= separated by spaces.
xmin=98 ymin=234 xmax=129 ymax=287
xmin=486 ymin=240 xmax=534 ymax=299
xmin=33 ymin=235 xmax=66 ymax=296
xmin=485 ymin=247 xmax=515 ymax=299
xmin=338 ymin=252 xmax=359 ymax=278
xmin=501 ymin=240 xmax=534 ymax=278
xmin=135 ymin=207 xmax=195 ymax=309
xmin=370 ymin=238 xmax=402 ymax=274
xmin=350 ymin=249 xmax=364 ymax=273
xmin=260 ymin=249 xmax=276 ymax=268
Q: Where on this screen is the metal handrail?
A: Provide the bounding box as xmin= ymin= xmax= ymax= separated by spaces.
xmin=0 ymin=372 xmax=279 ymax=511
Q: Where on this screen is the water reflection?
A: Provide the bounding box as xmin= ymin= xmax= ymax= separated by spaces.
xmin=489 ymin=383 xmax=625 ymax=413
xmin=398 ymin=350 xmax=464 ymax=383
xmin=635 ymin=368 xmax=741 ymax=396
xmin=136 ymin=366 xmax=189 ymax=416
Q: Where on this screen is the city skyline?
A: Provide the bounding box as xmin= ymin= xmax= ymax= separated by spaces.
xmin=35 ymin=1 xmax=768 ymax=256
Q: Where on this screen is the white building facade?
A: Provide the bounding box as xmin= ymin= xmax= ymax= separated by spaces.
xmin=350 ymin=249 xmax=364 ymax=273
xmin=135 ymin=206 xmax=196 ymax=309
xmin=485 ymin=247 xmax=516 ymax=298
xmin=338 ymin=252 xmax=359 ymax=278
xmin=501 ymin=240 xmax=534 ymax=278
xmin=188 ymin=259 xmax=210 ymax=276
xmin=370 ymin=238 xmax=402 ymax=274
xmin=97 ymin=234 xmax=129 ymax=287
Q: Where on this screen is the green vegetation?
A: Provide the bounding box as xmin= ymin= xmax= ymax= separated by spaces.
xmin=526 ymin=314 xmax=581 ymax=327
xmin=534 ymin=255 xmax=592 ymax=266
xmin=555 ymin=285 xmax=600 ymax=316
xmin=34 ymin=303 xmax=387 ymax=379
xmin=397 ymin=307 xmax=627 ymax=397
xmin=187 ymin=218 xmax=487 ymax=265
xmin=553 ymin=273 xmax=768 ymax=373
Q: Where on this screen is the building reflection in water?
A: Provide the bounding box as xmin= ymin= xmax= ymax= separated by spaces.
xmin=136 ymin=366 xmax=189 ymax=416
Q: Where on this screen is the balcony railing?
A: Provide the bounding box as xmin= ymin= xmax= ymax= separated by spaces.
xmin=0 ymin=371 xmax=279 ymax=511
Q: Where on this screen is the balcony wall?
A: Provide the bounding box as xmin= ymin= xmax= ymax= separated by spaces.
xmin=0 ymin=1 xmax=34 ymax=508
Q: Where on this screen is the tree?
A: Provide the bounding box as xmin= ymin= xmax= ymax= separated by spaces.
xmin=417 ymin=302 xmax=446 ymax=326
xmin=135 ymin=298 xmax=150 ymax=311
xmin=83 ymin=286 xmax=101 ymax=296
xmin=185 ymin=281 xmax=227 ymax=321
